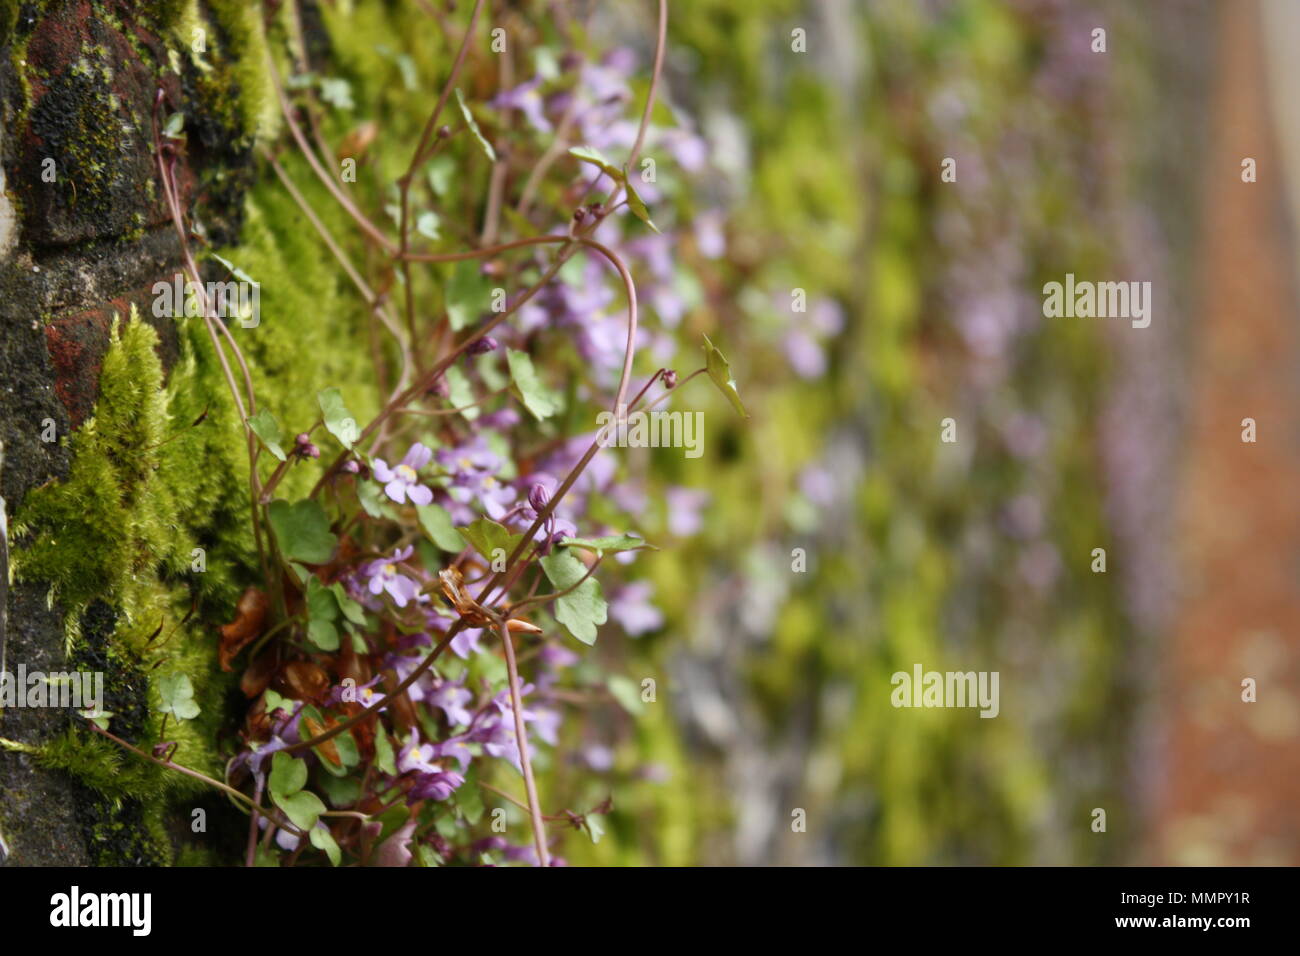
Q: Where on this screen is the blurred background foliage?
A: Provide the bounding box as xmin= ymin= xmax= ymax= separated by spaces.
xmin=280 ymin=0 xmax=1210 ymax=865
xmin=556 ymin=0 xmax=1206 ymax=865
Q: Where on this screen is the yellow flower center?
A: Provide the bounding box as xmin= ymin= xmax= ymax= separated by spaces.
xmin=396 ymin=464 xmax=417 ymax=482
xmin=383 ymin=563 xmax=396 ymax=576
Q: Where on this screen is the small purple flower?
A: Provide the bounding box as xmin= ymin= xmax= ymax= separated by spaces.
xmin=490 ymin=76 xmax=553 ymax=133
xmin=694 ymin=210 xmax=727 ymax=259
xmin=427 ymin=678 xmax=473 ymax=727
xmin=609 ymin=581 xmax=664 ymax=636
xmin=432 ymin=735 xmax=473 ymax=772
xmin=364 ymin=546 xmax=419 ymax=607
xmin=467 ymin=335 xmax=499 ymax=355
xmin=665 ymin=486 xmax=709 ymax=537
xmin=409 ymin=768 xmax=465 ymax=802
xmin=451 ymin=626 xmax=485 ymax=659
xmin=372 ymin=443 xmax=434 ymax=505
xmin=294 ymin=432 xmax=321 ymax=459
xmin=438 ymin=437 xmax=517 ymax=522
xmin=397 ymin=731 xmax=466 ymax=802
xmin=398 ymin=731 xmax=441 ymax=775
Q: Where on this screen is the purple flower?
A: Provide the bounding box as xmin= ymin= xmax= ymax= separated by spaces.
xmin=364 ymin=546 xmax=420 ymax=607
xmin=398 ymin=731 xmax=441 ymax=775
xmin=427 ymin=678 xmax=473 ymax=727
xmin=438 ymin=436 xmax=518 ymax=522
xmin=432 ymin=735 xmax=473 ymax=772
xmin=409 ymin=768 xmax=465 ymax=802
xmin=581 ymin=744 xmax=615 ymax=772
xmin=694 ymin=210 xmax=727 ymax=259
xmin=451 ymin=626 xmax=486 ymax=659
xmin=372 ymin=442 xmax=434 ymax=505
xmin=396 ymin=731 xmax=466 ymax=802
xmin=665 ymin=486 xmax=709 ymax=537
xmin=491 ymin=76 xmax=552 ymax=133
xmin=609 ymin=581 xmax=664 ymax=636
xmin=467 ymin=685 xmax=546 ymax=772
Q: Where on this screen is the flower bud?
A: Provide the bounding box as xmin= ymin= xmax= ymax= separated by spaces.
xmin=467 ymin=336 xmax=499 ymax=355
xmin=663 ymin=368 xmax=678 ymax=389
xmin=528 ymin=483 xmax=550 ymax=513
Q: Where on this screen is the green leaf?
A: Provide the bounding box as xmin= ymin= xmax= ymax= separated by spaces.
xmin=457 ymin=517 xmax=524 ymax=565
xmin=269 ymin=751 xmax=308 ymax=800
xmin=356 ymin=479 xmax=389 ymax=519
xmin=622 ymin=169 xmax=660 ymax=233
xmin=417 ymin=502 xmax=464 ymax=551
xmin=454 ymin=87 xmax=496 ymax=162
xmin=253 ymin=846 xmax=280 ymax=867
xmin=416 ymin=844 xmax=442 ymax=867
xmin=157 ymin=672 xmax=200 ymax=722
xmin=702 ymin=333 xmax=749 ymax=418
xmin=317 ymin=388 xmax=359 ymax=449
xmin=568 ymin=145 xmax=623 ymax=181
xmin=319 ymin=773 xmax=362 ymax=808
xmin=374 ymin=728 xmax=398 ymax=777
xmin=162 ymin=111 xmax=185 ymax=139
xmin=318 ymin=77 xmax=354 ymax=110
xmin=247 ymin=409 xmax=287 ymax=461
xmin=445 ymin=259 xmax=491 ymax=332
xmin=79 ymin=708 xmax=114 ymax=730
xmin=443 ymin=364 xmax=478 ymax=419
xmin=416 ymin=210 xmax=441 ymax=240
xmin=329 ymin=582 xmax=367 ymax=625
xmin=307 ymin=618 xmax=339 ymax=651
xmin=457 ymin=780 xmax=485 ymax=824
xmin=274 ymin=789 xmax=326 ymax=831
xmin=328 ymin=726 xmax=360 ymax=771
xmin=310 ymin=824 xmax=342 ymax=866
xmin=304 ymin=578 xmax=343 ymax=649
xmin=585 ymin=812 xmax=605 ymax=845
xmin=506 ymin=349 xmax=560 ymax=420
xmin=606 ymin=674 xmax=645 ymax=715
xmin=306 ymin=576 xmax=339 ymax=621
xmin=426 ymin=156 xmax=454 ymax=195
xmin=539 ymin=550 xmax=607 ymax=645
xmin=561 ymin=534 xmax=655 ymax=554
xmin=268 ymin=499 xmax=337 ymax=565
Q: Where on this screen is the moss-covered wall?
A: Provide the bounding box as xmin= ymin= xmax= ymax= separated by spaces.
xmin=0 ymin=0 xmax=373 ymax=865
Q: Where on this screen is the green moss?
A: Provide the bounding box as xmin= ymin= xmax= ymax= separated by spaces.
xmin=191 ymin=0 xmax=278 ymax=143
xmin=0 ymin=0 xmax=17 ymax=47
